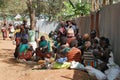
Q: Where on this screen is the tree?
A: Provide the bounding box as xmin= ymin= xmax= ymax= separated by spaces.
xmin=26 ymin=0 xmax=36 ymax=30
xmin=58 ymin=0 xmax=91 ymax=20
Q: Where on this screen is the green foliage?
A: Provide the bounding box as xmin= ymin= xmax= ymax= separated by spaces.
xmin=0 ymin=0 xmax=27 ymax=16
xmin=58 ymin=0 xmax=91 ymax=20
xmin=75 ymin=2 xmax=91 ymax=16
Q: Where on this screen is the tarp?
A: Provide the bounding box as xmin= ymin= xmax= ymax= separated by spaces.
xmin=14 ymin=14 xmax=21 ymax=19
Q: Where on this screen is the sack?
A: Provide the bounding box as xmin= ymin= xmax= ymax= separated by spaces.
xmin=105 ymin=64 xmax=120 ymax=80
xmin=10 ymin=28 xmax=15 ymax=32
xmin=9 ymin=33 xmax=14 ymax=37
xmin=13 ymin=40 xmax=16 ymax=45
xmin=70 ymin=61 xmax=85 ymax=70
xmin=85 ymin=66 xmax=107 ymax=80
xmin=28 ymin=41 xmax=37 ymax=51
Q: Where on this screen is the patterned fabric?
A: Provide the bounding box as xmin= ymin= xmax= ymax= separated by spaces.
xmin=19 ymin=50 xmax=33 ymax=60
xmin=1 ymin=27 xmax=7 ymax=39
xmin=83 ymin=51 xmax=97 ymax=67
xmin=36 ymin=48 xmax=52 ymax=58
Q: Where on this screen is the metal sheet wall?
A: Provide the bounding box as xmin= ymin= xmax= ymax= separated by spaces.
xmin=99 ymin=2 xmax=120 ymax=65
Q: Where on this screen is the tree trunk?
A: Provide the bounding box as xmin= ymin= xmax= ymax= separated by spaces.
xmin=26 ymin=0 xmax=36 ymax=30
xmin=109 ymin=0 xmax=113 ymax=5
xmin=91 ymin=0 xmax=95 ymax=11
xmin=103 ymin=0 xmax=107 ymax=6
xmin=96 ymin=0 xmax=99 ymax=10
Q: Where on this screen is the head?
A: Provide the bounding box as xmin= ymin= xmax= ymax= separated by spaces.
xmin=60 ymin=21 xmax=65 ymax=27
xmin=60 ymin=36 xmax=67 ymax=45
xmin=56 ymin=37 xmax=60 ymax=42
xmin=69 ymin=39 xmax=78 ymax=48
xmin=16 ymin=25 xmax=20 ymax=29
xmin=100 ymin=37 xmax=110 ymax=48
xmin=23 ymin=19 xmax=27 ymax=25
xmin=83 ymin=33 xmax=90 ymax=41
xmin=21 ymin=39 xmax=28 ymax=44
xmin=90 ymin=30 xmax=96 ymax=39
xmin=76 ymin=33 xmax=82 ymax=41
xmin=92 ymin=39 xmax=99 ymax=48
xmin=4 ymin=23 xmax=6 ymax=26
xmin=85 ymin=41 xmax=91 ymax=48
xmin=9 ymin=23 xmax=12 ymax=26
xmin=66 ymin=20 xmax=72 ymax=26
xmin=40 ymin=36 xmax=46 ymax=41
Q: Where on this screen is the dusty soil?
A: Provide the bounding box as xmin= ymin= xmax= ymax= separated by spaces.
xmin=0 ymin=35 xmax=96 ymax=80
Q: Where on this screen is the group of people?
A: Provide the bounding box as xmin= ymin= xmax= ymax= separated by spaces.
xmin=48 ymin=20 xmax=113 ymax=72
xmin=1 ymin=20 xmax=113 ymax=73
xmin=1 ymin=23 xmax=15 ymax=40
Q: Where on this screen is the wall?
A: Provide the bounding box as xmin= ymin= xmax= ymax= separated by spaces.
xmin=99 ymin=2 xmax=120 ymax=65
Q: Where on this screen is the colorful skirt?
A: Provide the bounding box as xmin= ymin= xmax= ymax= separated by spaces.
xmin=15 ymin=38 xmax=21 ymax=46
xmin=36 ymin=48 xmax=52 ymax=59
xmin=19 ymin=51 xmax=33 ymax=60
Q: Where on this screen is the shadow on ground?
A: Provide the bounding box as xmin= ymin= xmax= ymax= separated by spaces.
xmin=72 ymin=70 xmax=97 ymax=80
xmin=0 ymin=49 xmax=37 ymax=70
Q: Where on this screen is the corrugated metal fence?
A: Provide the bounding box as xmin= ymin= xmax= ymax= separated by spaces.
xmin=99 ymin=2 xmax=120 ymax=65
xmin=75 ymin=2 xmax=120 ymax=65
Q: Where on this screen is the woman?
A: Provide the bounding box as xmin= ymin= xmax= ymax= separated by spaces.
xmin=36 ymin=36 xmax=51 ymax=60
xmin=17 ymin=39 xmax=33 ymax=60
xmin=14 ymin=25 xmax=21 ymax=46
xmin=1 ymin=24 xmax=7 ymax=40
xmin=93 ymin=37 xmax=111 ymax=72
xmin=8 ymin=23 xmax=15 ymax=40
xmin=67 ymin=40 xmax=82 ymax=62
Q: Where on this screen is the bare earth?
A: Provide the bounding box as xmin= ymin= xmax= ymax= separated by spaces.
xmin=0 ymin=35 xmax=96 ymax=80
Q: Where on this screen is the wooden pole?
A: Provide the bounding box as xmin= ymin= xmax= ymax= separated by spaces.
xmin=95 ymin=11 xmax=100 ymax=37
xmin=103 ymin=0 xmax=107 ymax=6
xmin=90 ymin=13 xmax=94 ymax=31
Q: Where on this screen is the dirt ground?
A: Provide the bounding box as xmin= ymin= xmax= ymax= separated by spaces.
xmin=0 ymin=35 xmax=96 ymax=80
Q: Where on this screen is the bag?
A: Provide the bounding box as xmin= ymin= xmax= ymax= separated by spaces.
xmin=13 ymin=40 xmax=16 ymax=45
xmin=10 ymin=27 xmax=15 ymax=32
xmin=85 ymin=66 xmax=107 ymax=80
xmin=70 ymin=61 xmax=85 ymax=70
xmin=105 ymin=64 xmax=120 ymax=80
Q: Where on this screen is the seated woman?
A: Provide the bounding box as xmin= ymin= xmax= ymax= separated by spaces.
xmin=93 ymin=37 xmax=111 ymax=72
xmin=67 ymin=40 xmax=82 ymax=62
xmin=56 ymin=36 xmax=69 ymax=60
xmin=66 ymin=26 xmax=76 ymax=45
xmin=17 ymin=39 xmax=33 ymax=60
xmin=52 ymin=37 xmax=60 ymax=54
xmin=36 ymin=36 xmax=51 ymax=60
